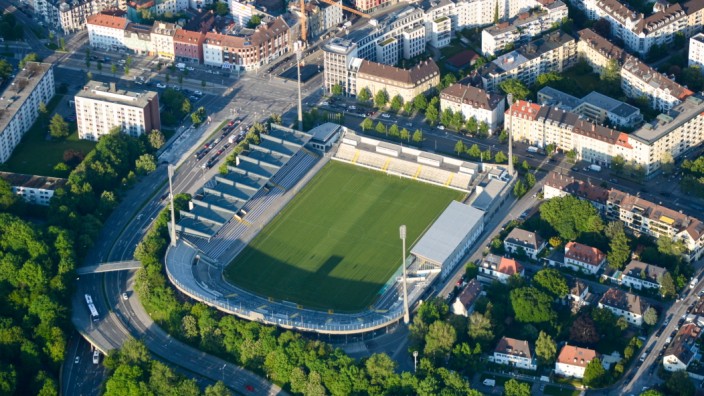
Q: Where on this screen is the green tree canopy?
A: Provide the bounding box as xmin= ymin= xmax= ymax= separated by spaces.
xmin=357 ymin=87 xmax=371 ymax=102
xmin=499 ymin=79 xmax=530 ymax=100
xmin=535 ymin=331 xmax=557 ymax=365
xmin=605 ymin=221 xmax=630 ymax=270
xmin=510 ymin=287 xmax=555 ymax=323
xmin=643 ymin=307 xmax=658 ymax=326
xmin=533 ymin=268 xmax=568 ymax=297
xmin=49 ymin=113 xmax=69 ymax=139
xmin=583 ymin=358 xmax=606 ymax=387
xmin=374 ymin=90 xmax=389 ymax=108
xmin=539 ymin=195 xmax=604 ymax=240
xmin=504 ymin=379 xmax=531 ymax=396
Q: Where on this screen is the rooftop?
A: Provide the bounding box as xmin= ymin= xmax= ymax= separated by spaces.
xmin=487 ymin=31 xmax=575 ymax=73
xmin=411 ymin=201 xmax=484 ymax=266
xmin=631 ymin=95 xmax=704 ymax=144
xmin=0 ymin=171 xmax=67 ymax=191
xmin=457 ymin=278 xmax=483 ymax=308
xmin=504 ymin=227 xmax=544 ymax=250
xmin=494 ymin=337 xmax=533 ymax=360
xmin=557 ymin=344 xmax=596 ymax=367
xmin=664 ymin=323 xmax=701 ymax=366
xmin=544 ymin=172 xmax=610 ymax=204
xmin=0 ymin=62 xmax=53 ymax=136
xmin=441 ymin=83 xmax=504 ymax=110
xmin=577 ymin=28 xmax=627 ymax=64
xmin=471 ymin=178 xmax=506 ymax=211
xmin=537 ymin=86 xmax=583 ymax=110
xmin=580 ymin=91 xmax=641 ymax=119
xmin=622 ymin=260 xmax=666 ymax=283
xmin=621 ymin=56 xmax=693 ymax=101
xmin=565 ymin=241 xmax=605 ymax=267
xmin=599 ymin=287 xmax=648 ymax=316
xmin=76 ymin=81 xmax=158 ymax=108
xmin=357 ymin=59 xmax=439 ymax=86
xmin=86 ymin=13 xmax=128 ymax=29
xmin=324 ymin=37 xmax=358 ymax=54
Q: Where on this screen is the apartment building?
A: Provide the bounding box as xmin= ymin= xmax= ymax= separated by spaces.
xmin=229 ymin=0 xmax=257 ymax=26
xmin=202 ymin=17 xmax=290 ymax=71
xmin=323 ymin=38 xmax=360 ymax=95
xmin=306 ymin=0 xmax=344 ymax=39
xmin=663 ymin=323 xmax=701 ymax=372
xmin=87 ymin=13 xmax=129 ymax=50
xmin=123 ymin=22 xmax=153 ymax=55
xmin=620 ymin=260 xmax=667 ymax=290
xmin=0 ymin=172 xmax=67 ymax=206
xmin=481 ymin=31 xmax=577 ymax=92
xmin=537 ymin=87 xmax=643 ymax=129
xmin=542 ymin=172 xmax=610 ymax=212
xmin=503 ymin=227 xmax=546 ymax=260
xmin=555 ymin=345 xmax=596 ymax=379
xmin=492 ymin=337 xmax=538 ymax=370
xmin=598 ymin=287 xmax=649 ymax=326
xmin=479 ymin=254 xmax=524 ymax=283
xmin=621 ymin=56 xmax=694 ymax=112
xmin=151 ymin=22 xmax=178 ymax=60
xmin=563 ymin=241 xmax=606 ymax=274
xmin=439 ymin=83 xmax=505 ymax=133
xmin=606 ymin=189 xmax=704 ymax=262
xmin=576 ymin=28 xmax=628 ymax=74
xmin=577 ymin=0 xmax=686 ymax=56
xmin=75 ymin=81 xmax=160 ymax=141
xmin=34 ymin=0 xmax=117 ymax=33
xmin=355 ymin=59 xmax=440 ymax=103
xmin=689 ymin=32 xmax=704 ymax=69
xmin=0 ymin=62 xmax=55 ymax=164
xmin=174 ymin=29 xmax=205 ymax=63
xmin=347 ymin=7 xmax=427 ymax=64
xmin=481 ymin=0 xmax=568 ymax=56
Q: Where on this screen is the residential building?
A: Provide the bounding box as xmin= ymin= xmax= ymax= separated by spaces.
xmin=606 ymin=189 xmax=704 ymax=262
xmin=577 ymin=0 xmax=687 ymax=56
xmin=174 ymin=29 xmax=205 ymax=63
xmin=354 ymin=0 xmax=392 ymax=13
xmin=555 ymin=345 xmax=597 ymax=378
xmin=323 ymin=38 xmax=359 ymax=95
xmin=621 ymin=56 xmax=693 ymax=112
xmin=492 ymin=337 xmax=538 ymax=370
xmin=0 ymin=62 xmax=55 ymax=164
xmin=229 ymin=0 xmax=257 ymax=26
xmin=87 ymin=13 xmax=129 ymax=51
xmin=503 ymin=227 xmax=546 ymax=260
xmin=0 ymin=172 xmax=67 ymax=206
xmin=123 ymin=22 xmax=153 ymax=55
xmin=354 ymin=59 xmax=440 ymax=103
xmin=439 ymin=83 xmax=505 ymax=133
xmin=481 ymin=31 xmax=577 ymax=92
xmin=542 ymin=172 xmax=609 ymax=212
xmin=568 ymin=278 xmax=590 ymax=308
xmin=538 ymin=87 xmax=643 ymax=129
xmin=598 ymin=287 xmax=649 ymax=326
xmin=74 ymin=81 xmax=160 ymax=141
xmin=481 ymin=1 xmax=568 ymax=56
xmin=34 ymin=0 xmax=117 ymax=33
xmin=305 ymin=0 xmax=344 ymax=39
xmin=663 ymin=323 xmax=701 ymax=372
xmin=479 ymin=254 xmax=524 ymax=283
xmin=689 ymin=32 xmax=704 ymax=69
xmin=576 ymin=28 xmax=628 ymax=74
xmin=563 ymin=241 xmax=606 ymax=274
xmin=451 ymin=278 xmax=483 ymax=316
xmin=151 ymin=21 xmax=178 ymax=60
xmin=620 ymin=260 xmax=667 ymax=290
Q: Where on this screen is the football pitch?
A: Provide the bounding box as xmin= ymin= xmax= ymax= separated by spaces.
xmin=224 ymin=161 xmax=465 ymax=312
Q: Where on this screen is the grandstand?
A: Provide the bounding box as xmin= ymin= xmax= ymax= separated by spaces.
xmin=174 ymin=125 xmax=313 ymax=240
xmin=333 ymin=132 xmax=478 ymax=193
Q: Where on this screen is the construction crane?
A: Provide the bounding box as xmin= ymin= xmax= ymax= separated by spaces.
xmin=300 ymin=0 xmax=371 ymax=43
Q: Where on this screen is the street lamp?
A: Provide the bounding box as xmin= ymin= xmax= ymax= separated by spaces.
xmin=400 ymin=225 xmax=410 ymax=324
xmin=413 ymin=350 xmax=418 ymax=373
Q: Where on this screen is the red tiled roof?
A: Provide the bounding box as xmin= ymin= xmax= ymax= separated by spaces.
xmin=507 ymin=100 xmax=541 ymax=120
xmin=86 ymin=13 xmax=128 ymax=29
xmin=446 ymin=49 xmax=479 ymax=68
xmin=565 ymin=242 xmax=605 ymax=267
xmin=557 ymin=345 xmax=596 ymax=367
xmin=498 ymin=257 xmax=523 ymax=276
xmin=174 ymin=29 xmax=203 ymax=44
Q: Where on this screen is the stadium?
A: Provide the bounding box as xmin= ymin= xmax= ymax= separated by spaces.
xmin=165 ymin=124 xmax=494 ymax=334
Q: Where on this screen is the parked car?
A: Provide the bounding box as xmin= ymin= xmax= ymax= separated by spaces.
xmin=437 ymin=125 xmax=445 ymax=130
xmin=156 ymin=83 xmax=167 ymax=88
xmin=186 ymin=66 xmax=195 ymax=71
xmin=348 ymin=105 xmax=356 ymax=110
xmin=381 ymin=113 xmax=391 ymax=118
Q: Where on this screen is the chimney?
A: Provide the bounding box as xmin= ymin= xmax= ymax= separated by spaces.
xmin=110 ymin=82 xmax=116 ymax=92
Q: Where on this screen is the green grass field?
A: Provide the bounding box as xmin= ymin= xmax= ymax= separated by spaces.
xmin=225 ymin=161 xmax=465 ymax=312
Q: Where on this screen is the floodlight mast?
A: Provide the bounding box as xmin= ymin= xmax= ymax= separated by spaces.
xmin=400 ymin=225 xmax=410 ymax=324
xmin=168 ymin=164 xmax=177 ymax=247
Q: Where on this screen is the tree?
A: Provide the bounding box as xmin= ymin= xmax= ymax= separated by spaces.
xmin=535 ymin=331 xmax=557 ymax=365
xmin=540 ymin=195 xmax=604 ymax=241
xmin=389 ymin=124 xmax=400 ymax=137
xmin=365 ymin=353 xmax=396 ymax=387
xmin=533 ymin=268 xmax=568 ymax=297
xmin=593 ymin=18 xmax=611 ymax=38
xmin=467 ymin=144 xmax=481 ymax=159
xmin=135 ymin=154 xmax=157 ymax=174
xmin=612 ymin=154 xmax=626 ymax=174
xmin=413 ymin=94 xmax=428 ymax=112
xmin=247 ymin=14 xmax=262 ymax=28
xmin=440 ymin=108 xmax=454 ymax=129
xmin=424 ymin=321 xmax=456 ymax=359
xmin=660 ymin=272 xmax=677 ymax=299
xmin=513 ymin=180 xmax=527 ymax=198
xmin=468 ymin=312 xmax=493 ymax=343
xmin=19 ymin=53 xmax=38 ymax=69
xmin=525 ymin=173 xmax=536 ymax=188
xmin=451 ymin=111 xmax=465 ymax=131
xmin=357 ymin=87 xmax=371 ymax=102
xmin=148 ymin=130 xmax=165 ymax=150
xmin=331 ymin=84 xmax=343 ymax=96
xmin=403 ymin=101 xmax=414 ymax=114
xmin=205 ymin=381 xmax=231 ymax=396
xmin=182 ymin=98 xmax=192 ymax=114
xmin=536 ymin=72 xmax=563 ymax=89
xmin=412 ymin=129 xmax=423 ymax=143
xmin=49 ymin=114 xmax=69 ymax=138
xmin=583 ymin=358 xmax=606 ymax=387
xmin=38 ymin=101 xmax=48 ymax=125
xmin=605 ymin=221 xmax=630 ymax=270
xmin=658 ymin=236 xmax=687 ymax=257
xmin=455 ymin=140 xmax=466 ymax=155
xmin=466 ymin=117 xmax=477 ymax=134
xmin=498 ymin=129 xmax=508 ymax=143
xmin=661 ymin=151 xmax=675 ymax=174
xmin=375 ymin=121 xmax=386 ymax=134
xmin=111 ymin=64 xmax=117 ymax=76
xmin=374 ymin=90 xmax=389 ymax=108
xmin=400 ymin=128 xmax=410 ymax=141
xmin=510 ymin=287 xmax=555 ymax=323
xmin=361 ymin=117 xmax=373 ymax=131
xmin=499 ymin=79 xmax=530 ymax=100
xmin=665 ymin=370 xmax=695 ymax=396
xmin=0 ymin=59 xmax=12 ymax=79
xmin=214 ymin=1 xmax=229 ymax=15
xmin=390 ymin=95 xmax=403 ymax=112
xmin=569 ymin=315 xmax=599 ymax=345
xmin=504 ymin=379 xmax=531 ymax=396
xmin=494 ymin=151 xmax=507 ymax=163
xmin=643 ymin=307 xmax=658 ymax=326
xmin=494 ymin=1 xmax=499 ymax=23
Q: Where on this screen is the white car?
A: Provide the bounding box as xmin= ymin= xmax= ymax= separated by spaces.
xmin=156 ymin=83 xmax=167 ymax=89
xmin=348 ymin=105 xmax=356 ymax=110
xmin=437 ymin=125 xmax=445 ymax=130
xmin=320 ymin=101 xmax=329 ymax=106
xmin=194 ymin=90 xmax=203 ymax=96
xmin=381 ymin=113 xmax=391 ymax=118
xmin=74 ymin=356 xmax=80 ymax=364
xmin=186 ymin=66 xmax=195 ymax=71
xmin=122 ymin=292 xmax=128 ymax=300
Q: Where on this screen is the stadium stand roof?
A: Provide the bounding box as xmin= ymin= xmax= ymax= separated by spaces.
xmin=471 ymin=179 xmax=507 ymax=211
xmin=411 ymin=201 xmax=484 ymax=266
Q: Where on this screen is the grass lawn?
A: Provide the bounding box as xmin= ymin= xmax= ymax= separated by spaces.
xmin=224 ymin=161 xmax=464 ymax=312
xmin=543 ymin=385 xmax=581 ymax=396
xmin=1 ymin=96 xmax=96 ymax=177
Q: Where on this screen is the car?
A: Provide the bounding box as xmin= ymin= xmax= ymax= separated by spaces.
xmin=122 ymin=292 xmax=128 ymax=300
xmin=160 ymin=193 xmax=169 ymax=201
xmin=156 ymin=83 xmax=167 ymax=88
xmin=320 ymin=101 xmax=329 ymax=106
xmin=437 ymin=125 xmax=445 ymax=130
xmin=571 ymin=166 xmax=579 ymax=171
xmin=190 ymin=95 xmax=198 ymax=102
xmin=527 ymin=154 xmax=535 ymax=158
xmin=186 ymin=66 xmax=195 ymax=71
xmin=348 ymin=105 xmax=356 ymax=110
xmin=381 ymin=113 xmax=391 ymax=118
xmin=216 ymin=149 xmax=224 ymax=155
xmin=74 ymin=356 xmax=80 ymax=364
xmin=406 ymin=122 xmax=413 ymax=127
xmin=194 ymin=90 xmax=203 ymax=96
xmin=245 ymin=385 xmax=255 ymax=392
xmin=93 ymin=350 xmax=100 ymax=364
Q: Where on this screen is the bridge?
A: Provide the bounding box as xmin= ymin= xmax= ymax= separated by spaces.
xmin=76 ymin=260 xmax=142 ymax=275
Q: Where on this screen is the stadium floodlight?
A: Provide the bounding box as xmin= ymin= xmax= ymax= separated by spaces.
xmin=507 ymin=93 xmax=514 ymax=177
xmin=400 ymin=225 xmax=410 ymax=325
xmin=168 ymin=164 xmax=177 ymax=247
